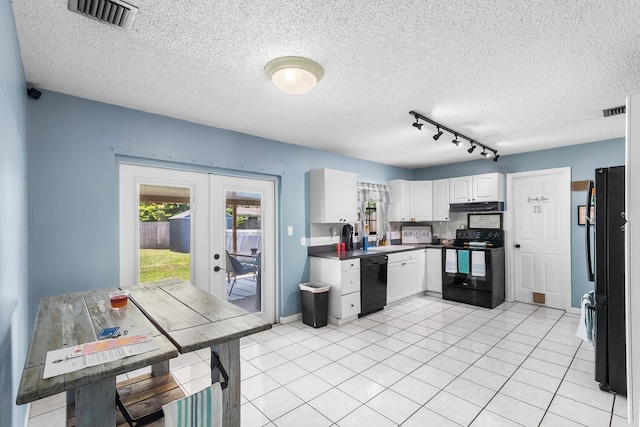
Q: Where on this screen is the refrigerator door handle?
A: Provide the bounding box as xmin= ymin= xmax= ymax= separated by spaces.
xmin=586 ymin=180 xmax=595 ymax=282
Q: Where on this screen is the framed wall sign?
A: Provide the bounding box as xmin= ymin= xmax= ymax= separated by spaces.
xmin=578 ymin=205 xmax=595 ymax=225
xmin=467 ymin=213 xmax=503 ymax=229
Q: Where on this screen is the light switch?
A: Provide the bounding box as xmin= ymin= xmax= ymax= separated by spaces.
xmin=287 ymin=226 xmax=293 ymax=236
xmin=301 ymin=236 xmax=306 ymax=246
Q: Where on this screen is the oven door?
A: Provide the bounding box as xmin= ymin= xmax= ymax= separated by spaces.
xmin=441 ymin=248 xmax=493 ymax=291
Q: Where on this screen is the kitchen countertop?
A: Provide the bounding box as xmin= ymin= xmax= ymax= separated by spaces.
xmin=309 ymin=244 xmax=444 ymax=260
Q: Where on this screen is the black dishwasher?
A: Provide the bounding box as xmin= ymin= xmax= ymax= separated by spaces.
xmin=359 ymin=255 xmax=388 ymax=316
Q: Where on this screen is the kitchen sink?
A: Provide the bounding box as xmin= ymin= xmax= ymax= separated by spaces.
xmin=366 ymin=245 xmax=416 ymax=252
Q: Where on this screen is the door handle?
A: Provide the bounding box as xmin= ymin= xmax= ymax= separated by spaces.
xmin=214 ymin=266 xmax=223 ymax=272
xmin=515 ymin=244 xmax=521 ymax=248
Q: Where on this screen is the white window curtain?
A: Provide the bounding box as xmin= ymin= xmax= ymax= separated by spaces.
xmin=357 ymin=182 xmax=391 ymax=238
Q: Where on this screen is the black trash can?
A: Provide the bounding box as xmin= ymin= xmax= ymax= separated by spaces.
xmin=299 ymin=282 xmax=330 ymax=328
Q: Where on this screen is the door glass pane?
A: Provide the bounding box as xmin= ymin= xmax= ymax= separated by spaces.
xmin=226 ymin=190 xmax=261 ymax=313
xmin=139 ymin=185 xmax=191 ymax=283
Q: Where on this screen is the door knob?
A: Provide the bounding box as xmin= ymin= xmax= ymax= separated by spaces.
xmin=515 ymin=244 xmax=521 ymax=248
xmin=214 ymin=266 xmax=222 ymax=272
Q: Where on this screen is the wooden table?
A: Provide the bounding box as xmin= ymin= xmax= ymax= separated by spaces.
xmin=121 ymin=279 xmax=272 ymax=426
xmin=16 ymin=289 xmax=179 ymax=426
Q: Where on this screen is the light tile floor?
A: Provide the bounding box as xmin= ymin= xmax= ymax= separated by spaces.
xmin=28 ymin=294 xmax=628 ymax=426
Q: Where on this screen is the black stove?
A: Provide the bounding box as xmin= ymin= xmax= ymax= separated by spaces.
xmin=442 ymin=228 xmax=505 ymax=308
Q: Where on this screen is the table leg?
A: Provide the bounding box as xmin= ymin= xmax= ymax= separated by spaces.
xmin=211 ymin=340 xmax=240 ymax=427
xmin=75 ymin=377 xmax=116 ymax=426
xmin=151 ymin=360 xmax=170 ymax=376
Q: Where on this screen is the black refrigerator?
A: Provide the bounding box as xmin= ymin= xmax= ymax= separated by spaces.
xmin=586 ymin=166 xmax=626 ymax=395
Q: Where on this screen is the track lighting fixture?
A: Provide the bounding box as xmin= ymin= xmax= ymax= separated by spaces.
xmin=409 ymin=111 xmax=499 ymax=161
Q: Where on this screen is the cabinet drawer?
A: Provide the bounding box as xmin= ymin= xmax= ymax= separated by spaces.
xmin=341 ymin=269 xmax=360 ymax=295
xmin=341 ymin=292 xmax=361 ymax=318
xmin=341 ymin=259 xmax=360 ymax=272
xmin=387 ymin=250 xmax=421 ymax=264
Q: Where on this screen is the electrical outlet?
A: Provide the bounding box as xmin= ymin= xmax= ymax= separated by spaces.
xmin=301 ymin=236 xmax=306 ymax=246
xmin=287 ymin=226 xmax=293 ymax=236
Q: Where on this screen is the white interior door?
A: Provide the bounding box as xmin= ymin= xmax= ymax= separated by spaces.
xmin=210 ymin=175 xmax=276 ymax=323
xmin=508 ymin=168 xmax=571 ymax=310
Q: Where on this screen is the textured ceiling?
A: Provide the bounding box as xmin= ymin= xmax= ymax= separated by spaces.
xmin=11 ymin=0 xmax=640 ymax=168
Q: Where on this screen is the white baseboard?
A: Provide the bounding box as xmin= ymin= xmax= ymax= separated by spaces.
xmin=567 ymin=306 xmax=581 ymax=315
xmin=279 ymin=313 xmax=301 ymax=324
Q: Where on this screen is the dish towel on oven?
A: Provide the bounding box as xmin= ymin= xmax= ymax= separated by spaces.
xmin=445 ymin=249 xmax=458 ymax=273
xmin=457 ymin=250 xmax=470 ymax=274
xmin=162 ymin=382 xmax=222 ymax=427
xmin=471 ymin=251 xmax=486 ymax=277
xmin=576 ymin=291 xmax=596 ymax=345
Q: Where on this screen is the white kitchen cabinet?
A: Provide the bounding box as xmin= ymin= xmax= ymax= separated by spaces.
xmin=386 ymin=250 xmax=420 ymax=303
xmin=411 ymin=181 xmax=433 ymax=221
xmin=449 ymin=173 xmax=505 ymax=203
xmin=388 ymin=179 xmax=432 ymax=222
xmin=432 ymin=179 xmax=450 ymax=221
xmin=310 ymin=168 xmax=359 ymax=223
xmin=425 ymin=248 xmax=443 ymax=293
xmin=416 ymin=249 xmax=426 ymax=292
xmin=310 ymin=257 xmax=360 ymax=325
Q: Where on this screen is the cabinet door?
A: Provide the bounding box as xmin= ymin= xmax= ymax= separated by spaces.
xmin=432 ymin=179 xmax=450 ymax=221
xmin=387 ymin=261 xmax=404 ymax=303
xmin=388 ymin=180 xmax=412 ymax=221
xmin=411 ymin=181 xmax=432 ymax=221
xmin=416 ymin=250 xmax=426 ymax=292
xmin=324 ymin=169 xmax=344 ymax=222
xmin=426 ymin=248 xmax=443 ymax=293
xmin=450 ymin=176 xmax=472 ymax=203
xmin=472 ymin=173 xmax=504 ymax=202
xmin=341 ymin=292 xmax=361 ymax=318
xmin=402 ymin=259 xmax=418 ymax=298
xmin=340 ymin=171 xmax=359 ymax=222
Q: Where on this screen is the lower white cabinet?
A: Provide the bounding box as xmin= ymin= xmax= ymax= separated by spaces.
xmin=387 ymin=251 xmax=420 ymax=304
xmin=425 ymin=248 xmax=443 ymax=293
xmin=310 ymin=257 xmax=361 ymax=325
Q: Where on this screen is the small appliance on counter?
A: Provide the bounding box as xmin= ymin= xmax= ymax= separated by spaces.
xmin=341 ymin=224 xmax=354 ymax=251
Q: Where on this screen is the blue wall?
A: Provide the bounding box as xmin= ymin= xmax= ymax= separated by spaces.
xmin=413 ymin=139 xmax=626 ymax=307
xmin=27 ymin=91 xmax=411 ymax=324
xmin=1 ymin=0 xmax=29 ymax=425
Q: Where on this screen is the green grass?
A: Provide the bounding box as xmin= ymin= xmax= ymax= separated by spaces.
xmin=139 ymin=249 xmax=190 ymax=283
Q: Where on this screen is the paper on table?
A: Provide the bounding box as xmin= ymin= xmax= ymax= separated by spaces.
xmin=471 ymin=251 xmax=486 ymax=277
xmin=43 ymin=334 xmax=160 ymax=379
xmin=445 ymin=249 xmax=458 ymax=273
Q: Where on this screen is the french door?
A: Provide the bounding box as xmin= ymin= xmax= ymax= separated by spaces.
xmin=119 ymin=164 xmax=276 ymax=323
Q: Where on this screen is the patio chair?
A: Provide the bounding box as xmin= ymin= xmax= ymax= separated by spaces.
xmin=226 ymin=251 xmax=257 ymax=296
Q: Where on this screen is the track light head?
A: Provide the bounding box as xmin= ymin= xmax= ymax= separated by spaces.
xmin=481 ymin=149 xmax=490 ymax=158
xmin=433 ymin=128 xmax=443 ymax=140
xmin=493 ymin=154 xmax=500 ymax=162
xmin=467 ymin=144 xmax=476 ymax=154
xmin=412 ymin=121 xmax=423 ymax=130
xmin=452 ymin=135 xmax=461 ymax=146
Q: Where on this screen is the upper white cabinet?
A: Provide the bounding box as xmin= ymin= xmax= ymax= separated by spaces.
xmin=388 ymin=179 xmax=432 ymax=222
xmin=310 ymin=168 xmax=358 ymax=223
xmin=432 ymin=179 xmax=450 ymax=221
xmin=449 ymin=173 xmax=505 ymax=203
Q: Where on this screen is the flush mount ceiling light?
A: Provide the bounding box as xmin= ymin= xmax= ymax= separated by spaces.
xmin=264 ymin=56 xmax=324 ymax=95
xmin=409 ymin=111 xmax=499 ymax=161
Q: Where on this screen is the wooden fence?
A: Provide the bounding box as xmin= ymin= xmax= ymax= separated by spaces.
xmin=140 ymin=222 xmax=170 ymax=249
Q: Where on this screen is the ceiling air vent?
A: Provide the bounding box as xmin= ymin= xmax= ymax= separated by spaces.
xmin=603 ymin=105 xmax=626 ymax=117
xmin=68 ymin=0 xmax=138 ymax=29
